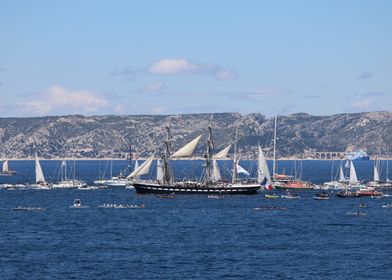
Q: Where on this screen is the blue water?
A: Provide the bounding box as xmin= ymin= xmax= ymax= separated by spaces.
xmin=1 ymin=160 xmax=392 ymax=279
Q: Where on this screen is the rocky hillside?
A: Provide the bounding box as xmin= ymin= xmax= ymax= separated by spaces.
xmin=0 ymin=112 xmax=391 ymax=159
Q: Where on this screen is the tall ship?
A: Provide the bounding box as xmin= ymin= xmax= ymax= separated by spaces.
xmin=345 ymin=150 xmax=370 ymax=161
xmin=129 ymin=125 xmax=262 ymax=195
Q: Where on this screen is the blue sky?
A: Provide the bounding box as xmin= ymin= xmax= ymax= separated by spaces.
xmin=0 ymin=0 xmax=391 ymax=117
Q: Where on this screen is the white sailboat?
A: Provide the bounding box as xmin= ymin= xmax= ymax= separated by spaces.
xmin=257 ymin=145 xmax=272 ymax=190
xmin=32 ymin=155 xmax=51 ymax=189
xmin=52 ymin=161 xmax=87 ymax=189
xmin=0 ymin=160 xmax=17 ymax=176
xmin=323 ymin=163 xmax=347 ymax=190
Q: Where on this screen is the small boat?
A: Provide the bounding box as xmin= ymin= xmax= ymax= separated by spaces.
xmin=382 ymin=204 xmax=392 ymax=208
xmin=313 ymin=192 xmax=330 ymax=200
xmin=336 ymin=190 xmax=360 ymax=198
xmin=265 ymin=194 xmax=279 ymax=199
xmin=99 ymin=204 xmax=145 ymax=209
xmin=12 ymin=206 xmax=46 ymax=211
xmin=208 ymin=195 xmax=224 ymax=199
xmin=253 ymin=205 xmax=287 ymax=211
xmin=359 ymin=201 xmax=366 ymax=208
xmin=78 ymin=185 xmax=99 ymax=190
xmin=347 ymin=211 xmax=367 ymax=216
xmin=70 ymin=199 xmax=89 ymax=208
xmin=281 ymin=191 xmax=300 ymax=199
xmin=157 ymin=192 xmax=175 ymax=199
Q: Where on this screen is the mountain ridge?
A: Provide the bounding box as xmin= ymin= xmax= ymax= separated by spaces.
xmin=0 ymin=111 xmax=391 ymax=159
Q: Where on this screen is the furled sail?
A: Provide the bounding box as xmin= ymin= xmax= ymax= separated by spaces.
xmin=171 ymin=135 xmax=202 ymax=158
xmin=2 ymin=160 xmax=9 ymax=173
xmin=374 ymin=164 xmax=380 ymax=182
xmin=349 ymin=161 xmax=358 ymax=184
xmin=257 ymin=146 xmax=271 ymax=183
xmin=127 ymin=156 xmax=154 ymax=179
xmin=339 ymin=165 xmax=345 ymax=182
xmin=211 ymin=159 xmax=221 ymax=182
xmin=35 ymin=155 xmax=46 ymax=184
xmin=156 ymin=159 xmax=164 ymax=182
xmin=213 ymin=145 xmax=231 ymax=160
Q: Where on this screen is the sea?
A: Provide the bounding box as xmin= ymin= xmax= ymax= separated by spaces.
xmin=1 ymin=160 xmax=392 ymax=280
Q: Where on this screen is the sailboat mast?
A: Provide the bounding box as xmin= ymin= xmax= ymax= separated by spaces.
xmin=163 ymin=126 xmax=172 ymax=184
xmin=272 ymin=113 xmax=277 ymax=176
xmin=232 ymin=128 xmax=238 ymax=184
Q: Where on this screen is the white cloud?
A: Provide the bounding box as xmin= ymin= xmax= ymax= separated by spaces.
xmin=24 ymin=86 xmax=108 ymax=115
xmin=146 ymin=58 xmax=237 ymax=80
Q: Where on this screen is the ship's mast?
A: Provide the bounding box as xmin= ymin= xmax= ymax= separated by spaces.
xmin=232 ymin=127 xmax=238 ymax=184
xmin=272 ymin=113 xmax=277 ymax=176
xmin=163 ymin=126 xmax=172 ymax=185
xmin=204 ymin=125 xmax=214 ymax=186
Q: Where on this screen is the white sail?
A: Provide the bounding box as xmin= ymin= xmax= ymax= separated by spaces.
xmin=2 ymin=160 xmax=9 ymax=173
xmin=211 ymin=159 xmax=221 ymax=182
xmin=134 ymin=160 xmax=139 ymax=171
xmin=127 ymin=156 xmax=154 ymax=179
xmin=156 ymin=159 xmax=164 ymax=182
xmin=171 ymin=135 xmax=202 ymax=158
xmin=236 ymin=164 xmax=250 ymax=176
xmin=374 ymin=164 xmax=380 ymax=182
xmin=257 ymin=146 xmax=271 ymax=183
xmin=35 ymin=156 xmax=46 ymax=184
xmin=339 ymin=165 xmax=345 ymax=182
xmin=213 ymin=145 xmax=231 ymax=160
xmin=349 ymin=161 xmax=358 ymax=185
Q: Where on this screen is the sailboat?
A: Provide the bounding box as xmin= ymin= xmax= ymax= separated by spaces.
xmin=52 ymin=160 xmax=87 ymax=188
xmin=31 ymin=154 xmax=51 ymax=189
xmin=0 ymin=160 xmax=17 ymax=176
xmin=269 ymin=114 xmax=310 ymax=190
xmin=131 ymin=126 xmax=260 ymax=195
xmin=336 ymin=161 xmax=360 ymax=197
xmin=257 ymin=145 xmax=272 ymax=190
xmin=367 ymin=160 xmax=392 ymax=188
xmin=323 ymin=162 xmax=347 ymax=190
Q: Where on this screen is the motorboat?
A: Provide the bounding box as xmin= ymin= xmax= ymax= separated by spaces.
xmin=313 ymin=192 xmax=330 ymax=200
xmin=356 ymin=187 xmax=383 ymax=197
xmin=281 ymin=191 xmax=300 ymax=199
xmin=336 ymin=190 xmax=360 ymax=198
xmin=70 ymin=199 xmax=89 ymax=208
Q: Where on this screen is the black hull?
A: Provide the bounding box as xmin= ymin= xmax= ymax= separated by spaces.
xmin=133 ymin=182 xmax=260 ymax=195
xmin=336 ymin=191 xmax=360 ymax=198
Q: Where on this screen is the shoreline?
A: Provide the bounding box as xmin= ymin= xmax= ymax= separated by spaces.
xmin=1 ymin=157 xmax=391 ymax=161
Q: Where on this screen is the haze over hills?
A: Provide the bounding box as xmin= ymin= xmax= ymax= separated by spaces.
xmin=0 ymin=111 xmax=391 ymax=159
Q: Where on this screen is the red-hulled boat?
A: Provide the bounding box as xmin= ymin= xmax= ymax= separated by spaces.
xmin=356 ymin=187 xmax=383 ymax=197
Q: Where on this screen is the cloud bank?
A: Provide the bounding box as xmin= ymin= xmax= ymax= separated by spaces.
xmin=147 ymin=58 xmax=237 ymax=80
xmin=24 ymin=86 xmax=108 ymax=115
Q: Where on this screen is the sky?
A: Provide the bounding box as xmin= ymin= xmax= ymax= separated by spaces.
xmin=0 ymin=0 xmax=391 ymax=117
